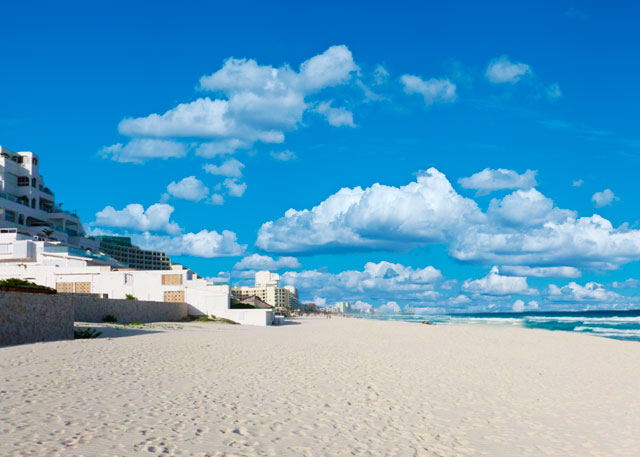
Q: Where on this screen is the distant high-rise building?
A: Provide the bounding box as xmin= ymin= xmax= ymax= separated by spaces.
xmin=232 ymin=270 xmax=299 ymax=315
xmin=96 ymin=236 xmax=172 ymax=270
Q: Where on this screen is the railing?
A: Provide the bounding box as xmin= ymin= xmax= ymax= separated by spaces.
xmin=39 ymin=185 xmax=54 ymax=195
xmin=0 ymin=192 xmax=29 ymax=207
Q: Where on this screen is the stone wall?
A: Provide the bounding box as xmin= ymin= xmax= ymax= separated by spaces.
xmin=73 ymin=296 xmax=188 ymax=323
xmin=0 ymin=291 xmax=74 ymax=346
xmin=0 ymin=292 xmax=189 ymax=346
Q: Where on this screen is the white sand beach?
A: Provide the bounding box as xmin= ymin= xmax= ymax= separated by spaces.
xmin=2 ymin=317 xmax=640 ymax=457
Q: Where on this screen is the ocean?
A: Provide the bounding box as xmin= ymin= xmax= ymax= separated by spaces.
xmin=359 ymin=309 xmax=640 ymax=342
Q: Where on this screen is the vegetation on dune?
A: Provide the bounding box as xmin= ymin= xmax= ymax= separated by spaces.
xmin=0 ymin=278 xmax=56 ymax=294
xmin=102 ymin=314 xmax=118 ymax=323
xmin=74 ymin=328 xmax=102 ymax=339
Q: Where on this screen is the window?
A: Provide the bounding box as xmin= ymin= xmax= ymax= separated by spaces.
xmin=31 ymin=198 xmax=36 ymax=209
xmin=18 ymin=215 xmax=24 ymax=225
xmin=32 ymin=158 xmax=38 ymax=166
xmin=31 ymin=178 xmax=36 ymax=187
xmin=17 ymin=176 xmax=29 ymax=186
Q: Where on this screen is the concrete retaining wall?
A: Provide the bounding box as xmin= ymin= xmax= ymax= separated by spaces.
xmin=73 ymin=296 xmax=188 ymax=323
xmin=0 ymin=292 xmax=189 ymax=346
xmin=0 ymin=291 xmax=74 ymax=346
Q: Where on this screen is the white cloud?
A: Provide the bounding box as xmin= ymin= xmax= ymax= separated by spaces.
xmin=528 ymin=300 xmax=539 ymax=309
xmin=352 ymin=300 xmax=372 ymax=312
xmin=195 ymin=140 xmax=248 ymax=158
xmin=592 ymin=189 xmax=617 ymax=207
xmin=99 ymin=139 xmax=188 ymax=164
xmin=281 ymin=261 xmax=443 ymax=304
xmin=401 ymin=74 xmax=457 ymax=105
xmin=166 ymin=176 xmax=209 ymax=201
xmin=512 ymin=299 xmax=525 ymax=312
xmin=257 ymin=167 xmax=483 ymax=254
xmin=547 ymin=281 xmax=622 ymax=302
xmin=379 ymin=301 xmax=401 ymax=314
xmin=612 ymin=278 xmax=640 ymax=289
xmin=109 ymin=46 xmax=359 ymax=162
xmin=573 ymin=179 xmax=584 ymax=187
xmin=93 ymin=203 xmax=181 ymax=234
xmin=458 ymin=168 xmax=537 ymax=195
xmin=258 ymin=166 xmax=640 ymax=273
xmin=499 ymin=265 xmax=581 ymax=279
xmin=546 ymin=83 xmax=563 ymax=99
xmin=108 ymin=46 xmax=359 ymax=163
xmin=488 ymin=188 xmax=575 ymax=227
xmin=224 ymin=178 xmax=247 ymax=197
xmin=462 ymin=266 xmax=536 ymax=296
xmin=131 ymin=230 xmax=246 ymax=258
xmin=203 ymin=158 xmax=245 ymax=178
xmin=210 ymin=194 xmax=224 ymax=205
xmin=314 ymin=101 xmax=356 ymax=127
xmin=373 ymin=65 xmax=390 ymax=85
xmin=485 ymin=56 xmax=532 ymax=84
xmin=233 ymin=254 xmax=302 ymax=271
xmin=270 ymin=150 xmax=296 ymax=161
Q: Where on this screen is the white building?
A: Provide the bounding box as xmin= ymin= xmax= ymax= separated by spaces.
xmin=334 ymin=301 xmax=351 ymax=313
xmin=232 ymin=270 xmax=300 ymax=315
xmin=0 ymin=230 xmax=273 ymax=326
xmin=0 ymin=146 xmax=273 ymax=326
xmin=0 ymin=146 xmax=97 ymax=251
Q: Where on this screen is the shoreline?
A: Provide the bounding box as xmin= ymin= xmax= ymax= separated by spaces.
xmin=2 ymin=316 xmax=639 ymax=456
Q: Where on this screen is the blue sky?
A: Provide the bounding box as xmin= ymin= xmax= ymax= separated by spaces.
xmin=3 ymin=1 xmax=640 ymax=312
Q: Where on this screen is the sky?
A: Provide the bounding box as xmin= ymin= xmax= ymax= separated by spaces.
xmin=2 ymin=1 xmax=640 ymax=313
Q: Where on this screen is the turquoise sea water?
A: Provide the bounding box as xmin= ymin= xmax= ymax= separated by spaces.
xmin=359 ymin=310 xmax=640 ymax=342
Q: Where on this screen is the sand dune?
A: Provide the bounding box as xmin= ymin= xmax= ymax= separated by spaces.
xmin=1 ymin=317 xmax=639 ymax=456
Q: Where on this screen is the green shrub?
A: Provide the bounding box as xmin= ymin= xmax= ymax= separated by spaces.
xmin=74 ymin=328 xmax=102 ymax=339
xmin=0 ymin=278 xmax=56 ymax=293
xmin=125 ymin=294 xmax=137 ymax=300
xmin=102 ymin=314 xmax=117 ymax=323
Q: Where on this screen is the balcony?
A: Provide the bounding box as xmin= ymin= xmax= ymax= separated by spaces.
xmin=38 ymin=185 xmax=54 ymax=195
xmin=0 ymin=192 xmax=30 ymax=207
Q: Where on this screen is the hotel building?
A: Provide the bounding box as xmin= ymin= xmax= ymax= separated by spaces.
xmin=231 ymin=271 xmax=301 ymax=315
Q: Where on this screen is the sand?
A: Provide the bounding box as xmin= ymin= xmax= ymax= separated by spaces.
xmin=1 ymin=317 xmax=640 ymax=457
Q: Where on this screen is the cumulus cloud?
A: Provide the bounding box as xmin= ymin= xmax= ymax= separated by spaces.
xmin=485 ymin=56 xmax=532 ymax=84
xmin=258 ymin=166 xmax=640 ymax=272
xmin=257 ymin=167 xmax=483 ymax=254
xmin=107 ymin=45 xmax=359 ymax=164
xmin=233 ymin=254 xmax=302 ymax=271
xmin=458 ymin=168 xmax=537 ymax=195
xmin=93 ymin=203 xmax=181 ymax=234
xmin=512 ymin=299 xmax=525 ymax=312
xmin=401 ymin=74 xmax=457 ymax=105
xmin=462 ymin=266 xmax=536 ymax=296
xmin=573 ymin=179 xmax=584 ymax=187
xmin=224 ymin=178 xmax=247 ymax=197
xmin=166 ymin=176 xmax=209 ymax=201
xmin=314 ymin=101 xmax=356 ymax=127
xmin=210 ymin=194 xmax=224 ymax=205
xmin=547 ymin=281 xmax=622 ymax=302
xmin=131 ymin=230 xmax=246 ymax=258
xmin=612 ymin=278 xmax=640 ymax=289
xmin=270 ymin=150 xmax=296 ymax=161
xmin=99 ymin=139 xmax=188 ymax=164
xmin=487 ymin=188 xmax=575 ymax=227
xmin=281 ymin=261 xmax=443 ymax=304
xmin=499 ymin=265 xmax=581 ymax=279
xmin=592 ymin=189 xmax=617 ymax=207
xmin=351 ymin=300 xmax=372 ymax=313
xmin=379 ymin=301 xmax=401 ymax=314
xmin=203 ymin=158 xmax=245 ymax=178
